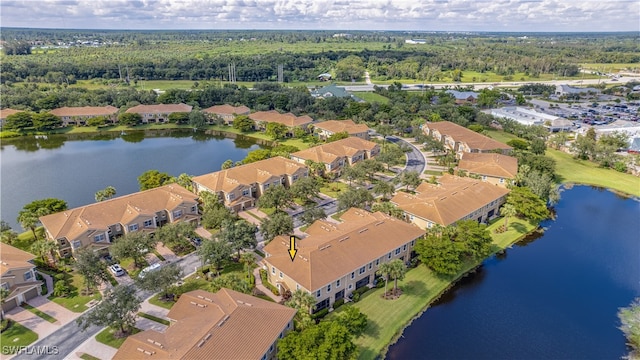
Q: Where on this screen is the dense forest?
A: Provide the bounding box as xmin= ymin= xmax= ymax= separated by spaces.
xmin=0 ymin=29 xmax=638 ymax=84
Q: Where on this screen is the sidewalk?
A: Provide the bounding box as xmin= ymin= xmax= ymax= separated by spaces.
xmin=66 ymin=336 xmax=118 ymax=360
xmin=252 ymin=264 xmax=282 ymax=303
xmin=36 ymin=271 xmax=54 ymax=297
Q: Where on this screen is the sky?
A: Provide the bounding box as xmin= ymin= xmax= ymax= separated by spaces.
xmin=0 ymin=0 xmax=638 ymax=32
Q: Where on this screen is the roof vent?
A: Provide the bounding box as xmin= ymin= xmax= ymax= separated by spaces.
xmin=217 ymin=314 xmax=230 ymax=327
xmin=204 ymin=333 xmax=212 ymax=340
xmin=339 ymin=236 xmax=349 ymax=242
xmin=319 ymin=244 xmax=331 ymax=251
xmin=358 ymin=228 xmax=368 ymax=233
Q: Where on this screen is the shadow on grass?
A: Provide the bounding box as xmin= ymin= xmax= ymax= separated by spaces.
xmin=358 ymin=346 xmax=378 ymax=360
xmin=403 ymin=280 xmax=427 ymax=297
xmin=511 ymin=222 xmax=528 ymax=234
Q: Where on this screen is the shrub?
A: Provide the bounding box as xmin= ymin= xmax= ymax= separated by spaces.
xmin=352 ymin=292 xmax=360 ymax=303
xmin=613 ymin=161 xmax=628 ymax=173
xmin=53 ymin=281 xmax=70 ymax=297
xmin=312 ymin=308 xmax=330 ymax=320
xmin=333 ymin=298 xmax=345 ymax=309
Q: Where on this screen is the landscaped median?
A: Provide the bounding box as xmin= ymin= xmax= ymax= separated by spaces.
xmin=330 ymin=216 xmax=538 ymax=360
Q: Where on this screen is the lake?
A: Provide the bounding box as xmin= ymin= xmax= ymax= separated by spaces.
xmin=0 ymin=130 xmax=260 ymax=230
xmin=387 ymin=186 xmax=640 ymax=359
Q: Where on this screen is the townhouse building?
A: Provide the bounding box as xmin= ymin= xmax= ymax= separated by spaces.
xmin=1 ymin=243 xmax=42 ymax=312
xmin=290 ymin=137 xmax=380 ymax=175
xmin=248 ymin=110 xmax=313 ymax=135
xmin=313 ymin=119 xmax=371 ymax=140
xmin=457 ymin=152 xmax=518 ymax=187
xmin=192 ymin=156 xmax=308 ymax=212
xmin=114 ymin=289 xmax=296 ymax=360
xmin=422 ymin=121 xmax=512 ymax=157
xmin=202 ymin=104 xmax=250 ymax=125
xmin=39 ymin=184 xmax=200 ymax=258
xmin=0 ymin=108 xmax=21 ymax=127
xmin=263 ymin=208 xmax=425 ymax=312
xmin=125 ymin=103 xmax=193 ymax=123
xmin=391 ymin=174 xmax=510 ymax=229
xmin=49 ymin=106 xmax=119 ymax=126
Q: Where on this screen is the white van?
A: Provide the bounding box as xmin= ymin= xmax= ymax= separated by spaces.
xmin=138 ymin=263 xmax=161 ymax=279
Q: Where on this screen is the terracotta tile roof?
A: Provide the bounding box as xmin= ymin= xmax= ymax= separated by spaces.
xmin=314 ymin=120 xmax=370 ymax=135
xmin=458 ymin=153 xmax=518 ymax=179
xmin=291 ymin=137 xmax=379 ymax=164
xmin=391 ymin=174 xmax=510 ymax=226
xmin=0 ymin=108 xmax=21 ymax=119
xmin=113 ymin=288 xmax=296 ymax=360
xmin=263 ymin=208 xmax=425 ymax=291
xmin=192 ymin=156 xmax=307 ymax=193
xmin=424 ymin=121 xmax=512 ymax=151
xmin=249 ymin=110 xmax=313 ymax=127
xmin=202 ymin=104 xmax=250 ymax=115
xmin=39 ymin=184 xmax=198 ymax=242
xmin=49 ymin=106 xmax=119 ymax=117
xmin=125 ymin=103 xmax=192 ymax=114
xmin=0 ymin=243 xmax=35 ymax=274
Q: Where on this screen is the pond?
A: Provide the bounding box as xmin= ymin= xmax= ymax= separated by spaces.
xmin=0 ymin=130 xmax=261 ymax=230
xmin=387 ymin=186 xmax=640 ymax=360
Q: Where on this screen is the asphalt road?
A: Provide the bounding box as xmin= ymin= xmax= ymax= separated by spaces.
xmin=387 ymin=136 xmax=427 ymax=175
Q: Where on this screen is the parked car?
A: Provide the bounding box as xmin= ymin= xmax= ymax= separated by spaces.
xmin=190 ymin=237 xmax=202 ymax=247
xmin=139 ymin=263 xmax=161 ymax=279
xmin=109 ymin=264 xmax=125 ymax=277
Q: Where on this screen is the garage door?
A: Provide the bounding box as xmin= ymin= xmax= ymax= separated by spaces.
xmin=1 ymin=297 xmax=19 ymax=312
xmin=24 ymin=287 xmax=39 ymax=301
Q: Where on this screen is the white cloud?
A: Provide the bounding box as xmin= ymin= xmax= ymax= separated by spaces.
xmin=0 ymin=0 xmax=637 ymax=31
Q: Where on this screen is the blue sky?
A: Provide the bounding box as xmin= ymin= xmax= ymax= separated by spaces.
xmin=1 ymin=0 xmax=638 ymax=32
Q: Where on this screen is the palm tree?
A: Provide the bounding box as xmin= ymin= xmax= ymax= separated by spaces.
xmin=18 ymin=211 xmax=39 ymax=239
xmin=286 ymin=289 xmax=316 ymax=329
xmin=31 ymin=239 xmax=58 ymax=266
xmin=388 ymin=259 xmax=407 ymax=297
xmin=501 ymin=203 xmax=517 ymax=229
xmin=376 ymin=262 xmax=393 ymax=298
xmin=239 ymin=252 xmax=255 ymax=281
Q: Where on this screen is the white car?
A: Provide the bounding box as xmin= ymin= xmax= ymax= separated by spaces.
xmin=109 ymin=264 xmax=125 ymax=277
xmin=138 ymin=263 xmax=161 ymax=279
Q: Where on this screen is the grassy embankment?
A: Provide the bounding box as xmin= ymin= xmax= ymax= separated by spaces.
xmin=333 ymin=217 xmax=537 ymax=360
xmin=0 ymin=321 xmax=39 ymax=354
xmin=355 ymin=92 xmax=390 ymax=104
xmin=485 ymin=130 xmax=640 ymax=197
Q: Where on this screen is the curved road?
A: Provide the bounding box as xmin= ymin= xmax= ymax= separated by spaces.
xmin=387 ymin=136 xmax=427 ymax=176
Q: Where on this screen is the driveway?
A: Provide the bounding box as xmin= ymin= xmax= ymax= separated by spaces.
xmin=5 ymin=296 xmax=79 ymax=339
xmin=65 ymin=336 xmax=117 ymax=360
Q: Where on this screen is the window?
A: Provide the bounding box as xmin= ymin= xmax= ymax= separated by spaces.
xmin=411 ymin=240 xmax=415 ymax=247
xmin=368 ymin=263 xmax=372 ymax=270
xmin=500 ymin=178 xmax=505 ymax=183
xmin=143 ymin=219 xmax=154 ymax=228
xmin=327 ymin=284 xmax=331 ymax=292
xmin=359 ymin=266 xmax=366 ymax=274
xmin=375 ymin=259 xmax=379 ymax=266
xmin=482 ymin=176 xmax=487 ymax=181
xmin=279 ymin=272 xmax=283 ymax=279
xmin=292 ymin=175 xmax=298 ymax=181
xmin=1 ymin=283 xmax=8 ymax=291
xmin=271 ymin=267 xmax=276 ymax=275
xmin=287 ymin=321 xmax=291 ymax=329
xmin=24 ymin=271 xmax=33 ymax=281
xmin=348 ymin=284 xmax=353 ymax=290
xmin=173 ymin=209 xmax=183 ymax=218
xmin=269 ymin=344 xmax=274 ymax=353
xmin=296 ymin=284 xmax=300 ymax=290
xmin=403 ymin=244 xmax=407 ymax=251
xmin=242 ymin=189 xmax=250 ymax=196
xmin=129 ymin=223 xmax=139 ymax=232
xmin=388 ymin=252 xmax=392 ymax=259
xmin=191 ymin=205 xmax=197 ymax=212
xmin=94 ymin=233 xmax=106 ymax=242
xmin=427 ymin=222 xmax=433 ymax=229
xmin=350 ymin=272 xmax=355 ymax=279
xmin=59 ymin=239 xmax=67 ymax=246
xmin=336 ymin=279 xmax=341 ymax=287
xmin=72 ymin=240 xmax=81 ymax=249
xmin=262 ymin=354 xmax=267 ymax=360
xmin=227 ymin=193 xmax=235 ymax=200
xmin=264 ymin=183 xmax=270 ymax=190
xmin=316 ymin=290 xmax=321 ymax=298
xmin=395 ymin=248 xmax=401 ymax=255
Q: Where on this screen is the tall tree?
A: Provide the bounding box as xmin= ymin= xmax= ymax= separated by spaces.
xmin=188 ymin=110 xmax=208 ymax=129
xmin=260 ymin=212 xmax=294 ymax=243
xmin=232 ymin=115 xmax=254 ymax=132
xmin=387 ymin=259 xmax=406 ymax=297
xmin=32 ymin=112 xmax=62 ymax=130
xmin=265 ymin=122 xmax=289 ymax=140
xmin=300 ymin=203 xmax=326 ymax=227
xmin=337 ymin=187 xmax=374 ymax=211
xmin=118 ymin=112 xmax=142 ymax=126
xmin=4 ymin=111 xmax=33 ymax=130
xmin=218 ymin=219 xmax=257 ymax=259
xmin=376 ymin=262 xmax=393 ymax=298
xmin=221 ymin=159 xmax=234 ymax=170
xmin=506 ymin=186 xmax=550 ymax=222
xmin=415 ymin=231 xmax=465 ymax=276
xmin=0 ymin=287 xmax=9 ymax=321
xmin=137 ymin=169 xmax=173 ymax=190
xmin=75 ymin=248 xmax=110 ymax=294
xmin=277 ymin=321 xmax=357 ymax=360
xmin=337 ymin=305 xmax=368 ymax=337
xmin=372 ymin=181 xmax=395 ymax=200
xmin=239 ymin=252 xmax=255 ymax=282
xmin=31 ymin=239 xmax=58 ymax=266
xmin=290 ymin=176 xmax=320 ymax=203
xmin=95 ymin=186 xmax=117 ymax=202
xmin=400 ymin=171 xmax=422 ymax=191
xmin=110 ymin=232 xmax=157 ymax=269
xmin=198 ymin=239 xmax=232 ymax=276
xmin=371 ymin=201 xmax=403 ymax=219
xmin=501 ymin=203 xmax=517 ymax=229
xmin=171 ymin=173 xmax=193 ymax=191
xmin=76 ymin=285 xmax=141 ymax=337
xmin=257 ymin=185 xmax=293 ymax=212
xmin=286 ymin=289 xmax=316 ymax=329
xmin=134 ymin=263 xmax=182 ymax=300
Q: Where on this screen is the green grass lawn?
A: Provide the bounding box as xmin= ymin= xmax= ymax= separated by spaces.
xmin=335 ymin=216 xmax=539 ymax=360
xmin=137 ymin=312 xmax=171 ymax=326
xmin=148 ymin=296 xmax=176 ymax=310
xmin=356 ymin=92 xmax=390 ymax=104
xmin=546 ymin=149 xmax=640 ymax=197
xmin=95 ymin=327 xmax=142 ymax=349
xmin=119 ymin=258 xmax=149 ymax=279
xmin=0 ymin=321 xmax=39 ymax=354
xmin=486 ymin=217 xmax=537 ymax=249
xmin=320 ymin=181 xmax=349 ymax=198
xmin=208 ymin=125 xmax=311 ymax=150
xmin=80 ymin=353 xmax=101 ymax=360
xmin=580 ymin=63 xmax=640 ymax=72
xmin=21 ymin=303 xmax=57 ymax=323
xmin=10 ymin=228 xmax=45 ymax=252
xmin=484 ymin=129 xmax=519 ymax=144
xmin=49 ymin=272 xmax=102 ymax=313
xmin=423 ymin=169 xmax=444 ymax=176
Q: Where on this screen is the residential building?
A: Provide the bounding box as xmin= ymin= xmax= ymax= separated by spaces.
xmin=555 ymin=85 xmax=601 ymax=97
xmin=50 ymin=106 xmax=119 ymax=126
xmin=310 ymin=84 xmax=363 ymax=102
xmin=290 ymin=137 xmax=380 ymax=175
xmin=391 ymin=174 xmax=510 ymax=229
xmin=39 ymin=184 xmax=200 ymax=258
xmin=457 ymin=153 xmax=518 ymax=187
xmin=113 ymin=288 xmax=296 ymax=360
xmin=125 ymin=103 xmax=192 ymax=124
xmin=422 ymin=121 xmax=512 ymax=157
xmin=313 ymin=119 xmax=371 ymax=140
xmin=192 ymin=156 xmax=308 ymax=212
xmin=0 ymin=108 xmax=21 ymax=127
xmin=445 ymin=90 xmax=479 ymax=104
xmin=202 ymin=104 xmax=250 ymax=125
xmin=1 ymin=243 xmax=42 ymax=312
xmin=263 ymin=208 xmax=425 ymax=312
xmin=248 ymin=110 xmax=313 ymax=134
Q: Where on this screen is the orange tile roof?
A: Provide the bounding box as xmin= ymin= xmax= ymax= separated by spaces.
xmin=249 ymin=110 xmax=313 ymax=127
xmin=391 ymin=174 xmax=510 ymax=226
xmin=113 ymin=288 xmax=296 ymax=360
xmin=49 ymin=106 xmax=119 ymax=117
xmin=125 ymin=103 xmax=192 ymax=114
xmin=0 ymin=108 xmax=21 ymax=119
xmin=314 ymin=120 xmax=370 ymax=135
xmin=291 ymin=137 xmax=379 ymax=164
xmin=263 ymin=208 xmax=425 ymax=291
xmin=0 ymin=243 xmax=36 ymax=274
xmin=458 ymin=153 xmax=518 ymax=179
xmin=192 ymin=156 xmax=308 ymax=193
xmin=39 ymin=184 xmax=198 ymax=242
xmin=424 ymin=121 xmax=512 ymax=151
xmin=202 ymin=104 xmax=250 ymax=115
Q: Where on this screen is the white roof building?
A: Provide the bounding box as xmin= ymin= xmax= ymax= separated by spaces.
xmin=491 ymin=107 xmax=558 ymax=126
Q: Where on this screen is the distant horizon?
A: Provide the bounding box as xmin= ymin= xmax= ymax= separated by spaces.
xmin=1 ymin=0 xmax=637 ymax=33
